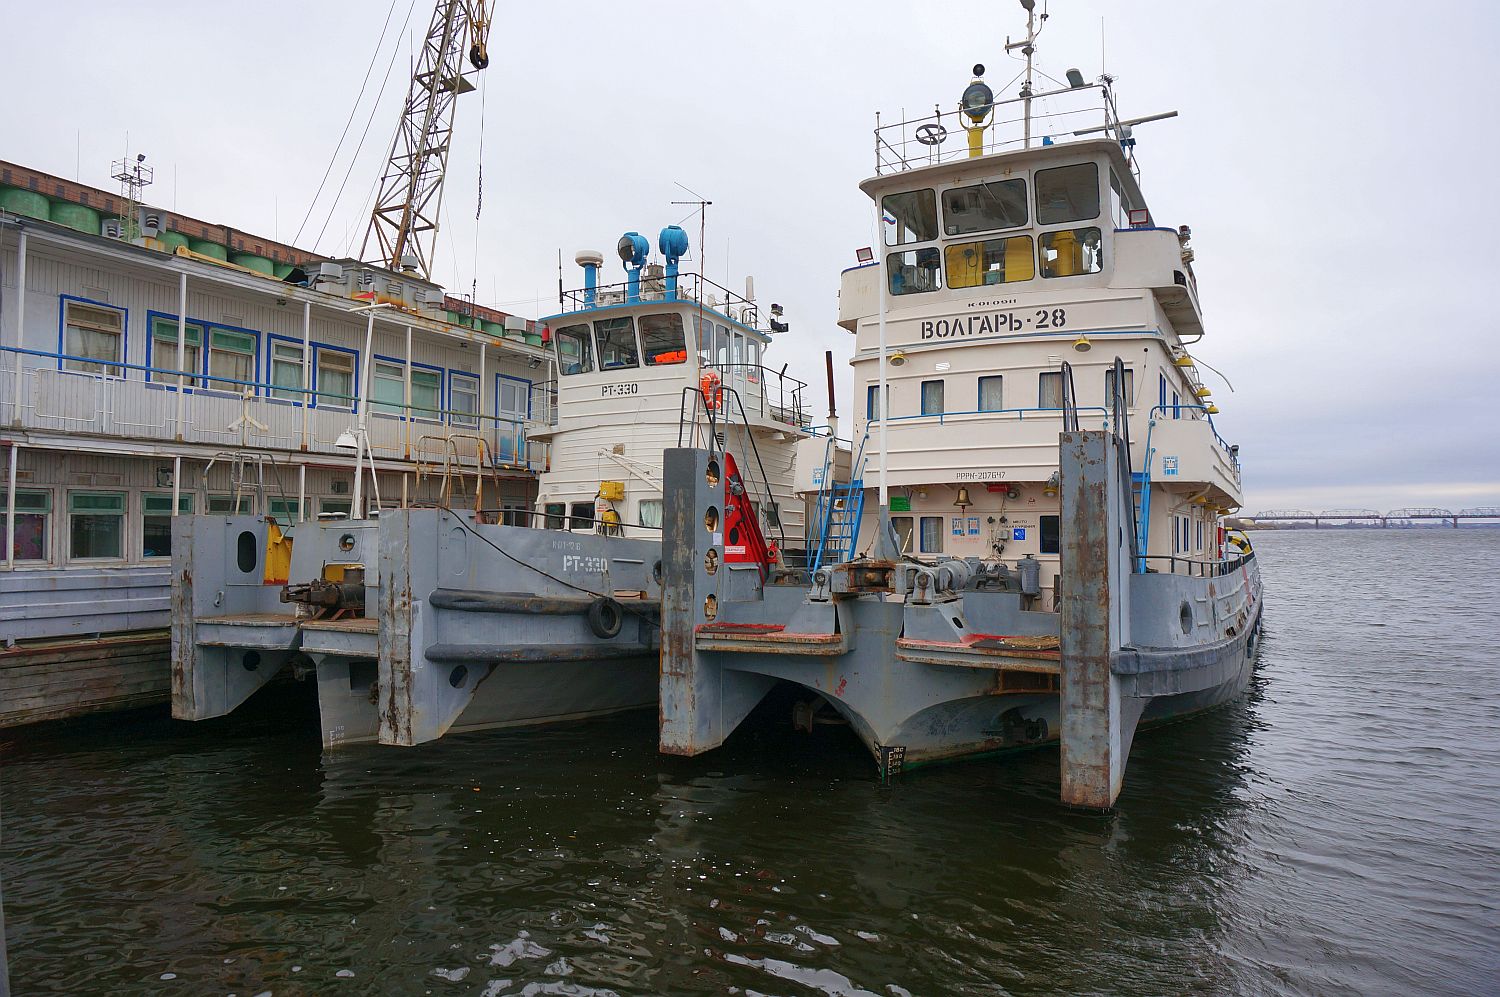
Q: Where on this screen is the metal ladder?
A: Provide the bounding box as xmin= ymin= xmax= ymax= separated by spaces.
xmin=811 ymin=434 xmax=867 ymax=571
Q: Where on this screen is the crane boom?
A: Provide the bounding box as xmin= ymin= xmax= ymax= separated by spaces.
xmin=360 ymin=0 xmax=493 ymax=280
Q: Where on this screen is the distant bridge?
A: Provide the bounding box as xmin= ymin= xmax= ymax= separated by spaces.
xmin=1244 ymin=506 xmax=1500 ymax=528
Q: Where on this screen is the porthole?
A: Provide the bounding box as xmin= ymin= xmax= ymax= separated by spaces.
xmin=242 ymin=650 xmax=261 ymax=672
xmin=704 ymin=548 xmax=720 ymax=576
xmin=449 ymin=665 xmax=469 ymax=688
xmin=704 ymin=505 xmax=720 ymax=532
xmin=1179 ymin=601 xmax=1193 ymax=635
xmin=704 ymin=594 xmax=718 ymax=621
xmin=338 ymin=533 xmax=356 ymax=552
xmin=236 ymin=530 xmax=258 ymax=574
xmin=706 ymin=460 xmax=721 ymax=487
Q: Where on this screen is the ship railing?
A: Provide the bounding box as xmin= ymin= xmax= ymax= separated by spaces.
xmin=0 ymin=344 xmax=552 ymax=473
xmin=874 ymin=81 xmax=1118 ymax=175
xmin=560 ymin=273 xmax=761 ymax=329
xmin=677 ymin=384 xmax=790 ymax=557
xmin=1139 ymin=549 xmax=1255 ymax=579
xmin=702 ymin=362 xmax=809 ymax=428
xmin=879 ymin=404 xmax=1111 ymax=426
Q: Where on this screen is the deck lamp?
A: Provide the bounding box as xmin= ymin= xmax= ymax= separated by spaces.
xmin=1173 ymin=354 xmax=1195 ymax=367
xmin=889 ymin=350 xmax=908 ymax=367
xmin=1072 ymin=335 xmax=1092 ymax=353
xmin=1206 ymin=404 xmax=1220 ymax=414
xmin=334 ymin=429 xmax=358 ymax=450
xmin=1194 ymin=387 xmax=1212 ymax=398
xmin=1043 ymin=471 xmax=1060 ymax=498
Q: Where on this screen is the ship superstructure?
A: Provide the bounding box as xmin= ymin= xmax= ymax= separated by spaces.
xmin=657 ymin=11 xmax=1263 ymax=809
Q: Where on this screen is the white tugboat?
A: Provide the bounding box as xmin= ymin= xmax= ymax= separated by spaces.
xmin=657 ymin=8 xmax=1262 ymax=809
xmin=173 ymin=225 xmax=814 ymax=747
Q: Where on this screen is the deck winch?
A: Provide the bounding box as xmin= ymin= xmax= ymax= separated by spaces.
xmin=281 ymin=565 xmax=366 ymax=615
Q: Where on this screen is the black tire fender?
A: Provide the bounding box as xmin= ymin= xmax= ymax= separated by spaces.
xmin=587 ymin=597 xmax=623 ymax=639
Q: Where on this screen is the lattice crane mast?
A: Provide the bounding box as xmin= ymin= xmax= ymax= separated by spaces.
xmin=360 ymin=0 xmax=493 ymax=281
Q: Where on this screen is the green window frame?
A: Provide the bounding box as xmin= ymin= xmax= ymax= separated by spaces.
xmin=149 ymin=318 xmax=203 ymax=387
xmin=2 ymin=489 xmax=51 ymax=561
xmin=68 ymin=490 xmax=126 ymax=560
xmin=141 ymin=491 xmax=194 ymax=559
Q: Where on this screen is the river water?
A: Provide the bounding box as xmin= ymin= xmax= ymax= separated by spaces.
xmin=3 ymin=529 xmax=1498 ymax=995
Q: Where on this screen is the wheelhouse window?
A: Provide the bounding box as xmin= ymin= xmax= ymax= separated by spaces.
xmin=978 ymin=375 xmax=1004 ymax=411
xmin=269 ymin=341 xmax=305 ymax=401
xmin=555 ymin=323 xmax=594 ymax=375
xmin=207 ymin=328 xmax=255 ymax=390
xmin=1038 ymin=371 xmax=1064 ymax=409
xmin=887 ymin=247 xmax=942 ymax=295
xmin=639 ymin=313 xmax=687 ymax=366
xmin=1105 ymin=367 xmax=1134 ymax=409
xmin=919 ymin=515 xmax=944 ymax=554
xmin=866 ymin=384 xmax=888 ymax=421
xmin=63 ymin=300 xmax=124 ymax=377
xmin=450 ymin=372 xmax=479 ymax=428
xmin=920 ymin=379 xmax=944 ymax=415
xmin=316 ymin=348 xmax=355 ymax=408
xmin=1039 ymin=227 xmax=1103 ymax=278
xmin=544 ymin=502 xmax=566 ymax=530
xmin=68 ymin=491 xmax=125 ymax=560
xmin=694 ymin=318 xmax=715 ymax=366
xmin=942 ymin=179 xmax=1027 ymax=235
xmin=593 ymin=316 xmax=639 ymax=370
xmin=141 ymin=492 xmax=193 ymax=559
xmin=149 ymin=318 xmax=202 ymax=387
xmin=2 ymin=489 xmax=50 ymax=561
xmin=1035 ymin=163 xmax=1100 ymax=225
xmin=881 ymin=189 xmax=938 ymax=246
xmin=944 ymin=235 xmax=1034 ymax=288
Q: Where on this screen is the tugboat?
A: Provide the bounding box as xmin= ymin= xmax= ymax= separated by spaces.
xmin=173 ymin=225 xmax=814 ymax=747
xmin=657 ymin=7 xmax=1262 ymax=808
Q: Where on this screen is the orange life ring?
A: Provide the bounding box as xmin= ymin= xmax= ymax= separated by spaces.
xmin=700 ymin=370 xmax=723 ymax=410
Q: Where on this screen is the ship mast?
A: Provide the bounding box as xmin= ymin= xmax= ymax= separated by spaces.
xmin=360 ymin=0 xmax=493 ymax=280
xmin=1004 ymin=0 xmax=1043 ymax=149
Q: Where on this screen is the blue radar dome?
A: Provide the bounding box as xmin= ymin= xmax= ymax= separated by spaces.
xmin=658 ymin=224 xmax=689 ymax=263
xmin=617 ymin=231 xmax=649 ymax=268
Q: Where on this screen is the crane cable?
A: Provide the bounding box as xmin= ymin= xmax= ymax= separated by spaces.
xmin=293 ymin=0 xmax=402 ymax=248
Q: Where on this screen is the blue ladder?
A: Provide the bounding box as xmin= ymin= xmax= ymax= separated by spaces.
xmin=812 ymin=437 xmax=868 ymax=571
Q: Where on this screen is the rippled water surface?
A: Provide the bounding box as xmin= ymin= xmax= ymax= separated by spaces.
xmin=4 ymin=529 xmax=1499 ymax=995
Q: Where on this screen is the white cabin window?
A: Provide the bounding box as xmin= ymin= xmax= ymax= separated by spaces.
xmin=268 ymin=498 xmax=301 ymax=522
xmin=920 ymin=379 xmax=944 ymax=415
xmin=891 ymin=516 xmax=914 ymax=554
xmin=269 ymin=342 xmax=306 ymax=402
xmin=316 ymin=348 xmax=356 ymax=409
xmin=978 ymin=375 xmax=1004 ymax=411
xmin=942 ymin=179 xmax=1027 ymax=235
xmin=411 ymin=368 xmax=441 ymax=420
xmin=640 ymin=313 xmax=687 ymax=366
xmin=450 ymin=372 xmax=479 ymax=428
xmin=882 ymin=189 xmax=938 ymax=246
xmin=68 ymin=491 xmax=125 ymax=560
xmin=207 ymin=328 xmax=255 ymax=390
xmin=887 ymin=247 xmax=942 ymax=296
xmin=593 ymin=316 xmax=639 ymax=370
xmin=945 ymin=235 xmax=1034 ymax=288
xmin=694 ymin=318 xmax=714 ymax=366
xmin=1106 ymin=367 xmax=1134 ymax=409
xmin=544 ymin=502 xmax=567 ymax=530
xmin=638 ymin=499 xmax=663 ymax=529
xmin=372 ymin=361 xmax=405 ymax=415
xmin=555 ymin=323 xmax=594 ymax=375
xmin=1039 ymin=227 xmax=1103 ymax=278
xmin=569 ymin=502 xmax=595 ymax=531
xmin=1038 ymin=371 xmax=1064 ymax=409
xmin=207 ymin=494 xmax=255 ymax=515
xmin=2 ymin=489 xmax=51 ymax=561
xmin=141 ymin=492 xmax=193 ymax=559
xmin=1035 ymin=163 xmax=1100 ymax=225
xmin=149 ymin=318 xmax=202 ymax=388
xmin=63 ymin=301 xmax=124 ymax=377
xmin=919 ymin=515 xmax=944 ymax=554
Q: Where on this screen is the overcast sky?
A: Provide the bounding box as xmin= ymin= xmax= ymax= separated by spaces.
xmin=5 ymin=1 xmax=1496 ymax=512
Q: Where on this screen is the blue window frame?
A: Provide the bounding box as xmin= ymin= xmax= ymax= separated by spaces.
xmin=58 ymin=295 xmax=128 ymax=378
xmin=370 ymin=355 xmax=444 ymax=420
xmin=266 ymin=334 xmax=309 ymax=405
xmin=448 ymin=371 xmax=480 ymax=428
xmin=312 ymin=343 xmax=359 ymax=411
xmin=144 ymin=310 xmax=203 ymax=390
xmin=142 ymin=310 xmax=260 ymax=394
xmin=1172 ymin=390 xmax=1181 ymax=420
xmin=866 ymin=384 xmax=888 ymax=421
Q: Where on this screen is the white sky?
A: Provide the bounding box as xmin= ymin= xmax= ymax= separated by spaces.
xmin=6 ymin=0 xmax=1497 ymax=512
